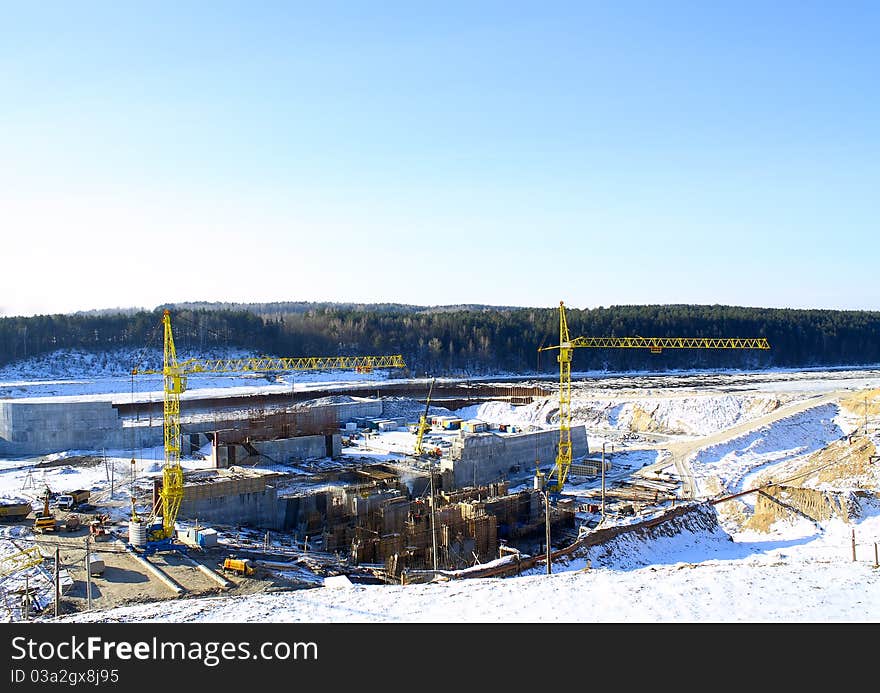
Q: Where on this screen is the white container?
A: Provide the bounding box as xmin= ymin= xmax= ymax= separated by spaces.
xmin=128 ymin=520 xmax=147 ymax=547
xmin=198 ymin=528 xmax=218 ymax=547
xmin=345 ymin=422 xmax=357 ymax=431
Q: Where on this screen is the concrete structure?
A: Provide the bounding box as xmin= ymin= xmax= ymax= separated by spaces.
xmin=440 ymin=426 xmax=589 ymax=489
xmin=211 ymin=434 xmax=342 ymax=468
xmin=0 ymin=396 xmax=380 ymax=456
xmin=0 ymin=398 xmax=155 ymax=455
xmin=178 ymin=469 xmax=288 ymax=530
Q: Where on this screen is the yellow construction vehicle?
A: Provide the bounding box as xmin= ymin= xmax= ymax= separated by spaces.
xmin=414 ymin=377 xmax=436 ymax=457
xmin=131 ymin=310 xmax=407 ymax=555
xmin=0 ymin=498 xmax=32 ymax=521
xmin=538 ymin=301 xmax=770 ymax=493
xmin=221 ymin=556 xmax=255 ymax=576
xmin=57 ymin=489 xmax=90 ymax=511
xmin=33 ymin=494 xmax=58 ymax=533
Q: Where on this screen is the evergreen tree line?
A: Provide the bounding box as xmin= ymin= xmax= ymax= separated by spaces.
xmin=2 ymin=302 xmax=880 ymax=375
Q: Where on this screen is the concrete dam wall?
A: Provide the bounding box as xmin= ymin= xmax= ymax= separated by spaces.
xmin=0 ymin=397 xmax=381 ymax=457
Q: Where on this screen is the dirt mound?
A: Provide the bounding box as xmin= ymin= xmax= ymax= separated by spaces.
xmin=572 ymin=502 xmax=728 ymax=570
xmin=736 ymin=433 xmax=879 ymax=533
xmin=36 ymin=454 xmax=104 ymax=468
xmin=840 ymin=388 xmax=880 ymax=425
xmin=756 ymin=434 xmax=878 ymax=492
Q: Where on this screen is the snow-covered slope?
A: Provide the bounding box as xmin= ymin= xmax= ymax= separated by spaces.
xmin=58 ymin=500 xmax=880 ymax=623
xmin=3 ymin=364 xmax=879 ymax=624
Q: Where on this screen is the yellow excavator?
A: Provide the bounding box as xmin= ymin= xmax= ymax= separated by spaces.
xmin=33 ymin=492 xmax=57 ymax=533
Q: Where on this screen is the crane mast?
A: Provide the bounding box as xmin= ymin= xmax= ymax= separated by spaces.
xmin=132 ymin=310 xmax=407 ymax=552
xmin=539 ymin=301 xmax=770 ymax=493
xmin=159 ymin=309 xmax=184 ymax=542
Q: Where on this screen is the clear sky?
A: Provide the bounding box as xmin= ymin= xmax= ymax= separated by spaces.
xmin=2 ymin=1 xmax=878 ymax=317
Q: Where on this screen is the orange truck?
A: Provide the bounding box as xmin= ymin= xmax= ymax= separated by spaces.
xmin=221 ymin=557 xmax=255 ymax=576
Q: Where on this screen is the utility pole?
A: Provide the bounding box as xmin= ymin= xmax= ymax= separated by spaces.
xmin=130 ymin=458 xmax=137 ymax=520
xmin=601 ymin=442 xmax=607 ymax=521
xmin=85 ymin=535 xmax=92 ymax=611
xmin=544 ymin=490 xmax=551 ymax=575
xmin=110 ymin=461 xmax=114 ymax=499
xmin=54 ymin=547 xmax=60 ymax=618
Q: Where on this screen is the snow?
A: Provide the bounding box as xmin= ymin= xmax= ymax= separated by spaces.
xmin=55 ymin=506 xmax=880 ymax=622
xmin=0 ymin=346 xmax=402 ymax=401
xmin=690 ymin=403 xmax=845 ymax=499
xmin=2 ymin=360 xmax=879 ymax=623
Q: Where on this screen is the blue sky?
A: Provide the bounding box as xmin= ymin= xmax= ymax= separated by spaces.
xmin=2 ymin=1 xmax=878 ymax=316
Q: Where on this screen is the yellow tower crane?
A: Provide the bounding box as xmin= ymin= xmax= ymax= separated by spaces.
xmin=414 ymin=377 xmax=436 ymax=457
xmin=131 ymin=309 xmax=407 ymax=553
xmin=538 ymin=301 xmax=770 ymax=494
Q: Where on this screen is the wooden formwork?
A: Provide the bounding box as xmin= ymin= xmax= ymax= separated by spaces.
xmin=468 ymin=514 xmax=498 ymax=561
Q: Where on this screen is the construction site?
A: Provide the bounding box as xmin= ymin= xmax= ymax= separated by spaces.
xmin=2 ymin=304 xmax=879 ymax=622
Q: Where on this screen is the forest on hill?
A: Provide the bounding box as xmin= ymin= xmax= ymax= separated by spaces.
xmin=2 ymin=302 xmax=880 ymax=376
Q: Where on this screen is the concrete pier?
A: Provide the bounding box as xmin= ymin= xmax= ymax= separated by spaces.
xmin=440 ymin=426 xmax=589 ymax=488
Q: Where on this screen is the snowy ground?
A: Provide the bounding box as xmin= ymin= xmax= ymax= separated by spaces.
xmin=2 ymin=362 xmax=879 ymax=622
xmin=58 ymin=505 xmax=880 ymax=622
xmin=0 ymin=346 xmax=404 ymax=401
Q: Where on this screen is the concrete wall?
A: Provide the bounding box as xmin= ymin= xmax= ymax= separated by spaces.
xmin=213 ymin=434 xmax=342 ymax=467
xmin=440 ymin=426 xmax=588 ymax=489
xmin=0 ymin=400 xmax=153 ymax=455
xmin=0 ymin=397 xmax=376 ymax=457
xmin=339 ymin=400 xmax=383 ymax=422
xmin=179 ymin=484 xmax=287 ymax=530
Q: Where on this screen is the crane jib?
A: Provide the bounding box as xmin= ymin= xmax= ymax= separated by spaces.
xmin=545 ymin=300 xmax=771 ymax=494
xmin=129 ymin=311 xmax=407 ymax=552
xmin=567 ymin=337 xmax=771 ymax=350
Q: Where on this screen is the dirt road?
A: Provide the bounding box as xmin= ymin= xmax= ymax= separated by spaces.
xmin=637 ymin=390 xmax=848 ymax=499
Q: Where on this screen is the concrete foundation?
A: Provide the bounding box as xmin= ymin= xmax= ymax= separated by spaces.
xmin=212 ymin=434 xmax=342 ymax=468
xmin=440 ymin=426 xmax=589 ymax=489
xmin=178 ymin=469 xmax=288 ymax=530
